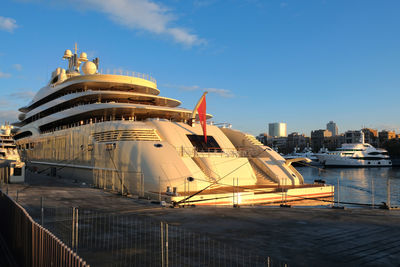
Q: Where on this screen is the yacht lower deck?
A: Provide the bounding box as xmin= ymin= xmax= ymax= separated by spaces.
xmin=154 ymin=183 xmax=334 ymax=206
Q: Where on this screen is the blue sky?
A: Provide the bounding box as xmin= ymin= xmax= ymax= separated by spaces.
xmin=1 ymin=0 xmax=400 ymax=136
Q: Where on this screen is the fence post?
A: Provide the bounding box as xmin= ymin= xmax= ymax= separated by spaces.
xmin=159 ymin=176 xmax=161 ymax=202
xmin=72 ymin=207 xmax=75 ymax=249
xmin=166 ymin=223 xmax=168 ymax=267
xmin=121 ymin=172 xmax=124 ymax=196
xmin=161 ymin=221 xmax=164 ymax=267
xmin=141 ymin=173 xmax=144 ymax=198
xmin=41 ymin=197 xmax=44 ymax=226
xmin=75 ymin=208 xmax=79 ymax=253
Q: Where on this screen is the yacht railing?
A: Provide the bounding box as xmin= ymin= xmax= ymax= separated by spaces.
xmin=98 ymin=69 xmax=157 ymax=84
xmin=175 ymin=146 xmax=264 ymax=158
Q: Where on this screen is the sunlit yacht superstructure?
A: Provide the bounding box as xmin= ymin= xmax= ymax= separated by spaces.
xmin=14 ymin=46 xmax=333 ymax=206
xmin=0 ymin=123 xmax=25 ymax=183
xmin=316 ymin=132 xmax=392 ymax=167
xmin=0 ymin=124 xmax=20 ymax=162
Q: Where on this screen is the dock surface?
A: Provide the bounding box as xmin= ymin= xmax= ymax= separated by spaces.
xmin=4 ymin=171 xmax=400 ymax=267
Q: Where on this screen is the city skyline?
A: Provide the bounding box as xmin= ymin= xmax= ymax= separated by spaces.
xmin=1 ymin=1 xmax=400 ymax=135
xmin=262 ymin=120 xmax=398 ymax=138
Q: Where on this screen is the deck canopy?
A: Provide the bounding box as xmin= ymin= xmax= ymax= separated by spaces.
xmin=25 ymin=74 xmax=160 ymax=112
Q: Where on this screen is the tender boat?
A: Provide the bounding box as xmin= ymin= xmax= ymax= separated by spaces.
xmin=284 ymin=146 xmax=320 ymax=166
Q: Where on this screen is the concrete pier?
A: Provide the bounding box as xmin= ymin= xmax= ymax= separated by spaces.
xmin=4 ymin=171 xmax=400 ymax=266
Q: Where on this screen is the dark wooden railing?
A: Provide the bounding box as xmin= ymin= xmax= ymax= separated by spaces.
xmin=0 ymin=191 xmax=89 ymax=267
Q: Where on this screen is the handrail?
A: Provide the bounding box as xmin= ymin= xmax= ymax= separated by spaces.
xmin=175 ymin=146 xmax=268 ymax=158
xmin=98 ymin=69 xmax=157 ymax=84
xmin=0 ymin=190 xmax=90 ymax=267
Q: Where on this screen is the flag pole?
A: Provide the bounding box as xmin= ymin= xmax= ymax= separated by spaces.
xmin=189 ymin=91 xmax=208 ymax=127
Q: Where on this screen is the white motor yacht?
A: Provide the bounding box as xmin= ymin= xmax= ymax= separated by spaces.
xmin=316 ymin=132 xmax=392 ymax=167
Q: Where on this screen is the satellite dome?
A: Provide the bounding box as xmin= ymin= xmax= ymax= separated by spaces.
xmin=79 ymin=52 xmax=88 ymax=62
xmin=63 ymin=49 xmax=72 ymax=59
xmin=81 ymin=61 xmax=97 ymax=75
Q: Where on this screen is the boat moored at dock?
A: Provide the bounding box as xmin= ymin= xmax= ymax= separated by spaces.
xmin=316 ymin=132 xmax=392 ymax=167
xmin=13 ymin=46 xmax=333 ymax=206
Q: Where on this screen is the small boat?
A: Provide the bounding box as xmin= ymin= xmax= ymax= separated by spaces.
xmin=284 ymin=147 xmax=320 ymax=166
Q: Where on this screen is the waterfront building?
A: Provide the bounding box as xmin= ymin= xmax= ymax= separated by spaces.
xmin=362 ymin=128 xmax=378 ymax=147
xmin=379 ymin=130 xmax=396 ymax=146
xmin=311 ymin=129 xmax=332 ymax=152
xmin=345 ymin=130 xmax=364 ymax=143
xmin=269 ymin=137 xmax=288 ymax=154
xmin=324 ymin=134 xmax=345 ymax=150
xmin=268 ymin=122 xmax=287 ymax=137
xmin=326 ymin=121 xmax=338 ymax=136
xmin=256 ymin=133 xmax=269 ymax=145
xmin=287 ymin=132 xmax=310 ymax=152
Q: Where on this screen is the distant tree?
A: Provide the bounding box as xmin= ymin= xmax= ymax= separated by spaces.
xmin=381 ymin=139 xmax=400 ymax=158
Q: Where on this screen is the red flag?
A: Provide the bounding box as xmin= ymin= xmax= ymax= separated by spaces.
xmin=198 ymin=95 xmax=207 ymax=143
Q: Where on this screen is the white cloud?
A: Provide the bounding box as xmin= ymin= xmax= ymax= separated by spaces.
xmin=13 ymin=64 xmax=22 ymax=71
xmin=0 ymin=110 xmax=19 ymax=124
xmin=0 ymin=71 xmax=11 ymax=78
xmin=0 ymin=16 xmax=18 ymax=33
xmin=162 ymin=83 xmax=234 ymax=98
xmin=193 ymin=0 xmax=216 ymax=8
xmin=9 ymin=90 xmax=36 ymax=101
xmin=77 ymin=0 xmax=205 ymax=46
xmin=205 ymin=87 xmax=234 ymax=98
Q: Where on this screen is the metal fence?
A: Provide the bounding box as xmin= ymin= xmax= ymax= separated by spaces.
xmin=0 ymin=191 xmax=89 ymax=267
xmin=27 ymin=206 xmax=287 ymax=267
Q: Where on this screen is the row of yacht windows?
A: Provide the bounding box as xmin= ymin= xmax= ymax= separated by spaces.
xmin=24 ymin=96 xmax=158 ymax=125
xmin=27 ymin=86 xmax=153 ymax=112
xmin=39 ymin=115 xmax=189 ymax=134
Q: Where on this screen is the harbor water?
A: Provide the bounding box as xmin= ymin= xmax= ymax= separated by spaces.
xmin=298 ymin=166 xmax=400 ymax=208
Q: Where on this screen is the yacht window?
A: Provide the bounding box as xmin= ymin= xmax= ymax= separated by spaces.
xmin=187 ymin=135 xmax=222 ymax=152
xmin=13 ymin=168 xmax=22 ymax=176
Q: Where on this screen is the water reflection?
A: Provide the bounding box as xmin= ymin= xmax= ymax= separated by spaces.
xmin=298 ymin=167 xmax=400 ymax=207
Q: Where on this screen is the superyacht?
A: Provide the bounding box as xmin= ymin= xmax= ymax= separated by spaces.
xmin=14 ymin=46 xmax=333 ymax=205
xmin=316 ymin=132 xmax=392 ymax=167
